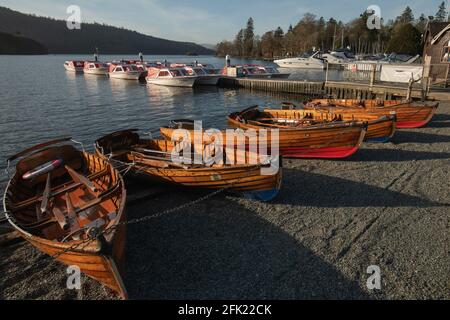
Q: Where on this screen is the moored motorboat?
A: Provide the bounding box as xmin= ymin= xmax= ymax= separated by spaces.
xmin=109 ymin=62 xmax=144 ymax=80
xmin=173 ymin=63 xmax=220 ymax=86
xmin=3 ymin=138 xmax=127 ymax=298
xmin=274 ymin=51 xmax=325 ymax=69
xmin=221 ymin=64 xmax=288 ymax=78
xmin=83 ymin=61 xmax=109 ymax=75
xmin=95 ymin=129 xmax=282 ymax=201
xmin=305 ymin=99 xmax=439 ymax=129
xmin=267 ymin=102 xmax=396 ymax=143
xmin=255 ymin=66 xmax=291 ymax=79
xmin=64 ymin=60 xmax=84 ymax=73
xmin=146 ymin=67 xmax=198 ymax=87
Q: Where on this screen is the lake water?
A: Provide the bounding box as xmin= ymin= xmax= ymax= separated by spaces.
xmin=0 ymin=54 xmax=342 ymax=189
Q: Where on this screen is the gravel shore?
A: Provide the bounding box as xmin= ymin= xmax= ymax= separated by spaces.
xmin=1 ymin=103 xmax=449 ymax=300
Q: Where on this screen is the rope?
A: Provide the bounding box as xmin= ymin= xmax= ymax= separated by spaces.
xmin=70 ymin=139 xmax=85 ymax=152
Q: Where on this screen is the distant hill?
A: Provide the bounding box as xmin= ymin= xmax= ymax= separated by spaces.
xmin=0 ymin=31 xmax=47 ymax=54
xmin=0 ymin=6 xmax=215 ymax=55
xmin=200 ymin=43 xmax=217 ymax=50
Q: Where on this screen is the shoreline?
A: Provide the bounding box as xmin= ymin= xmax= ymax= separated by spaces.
xmin=1 ymin=103 xmax=448 ymax=300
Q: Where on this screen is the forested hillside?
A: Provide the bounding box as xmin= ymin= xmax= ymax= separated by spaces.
xmin=0 ymin=31 xmax=47 ymax=54
xmin=0 ymin=6 xmax=214 ymax=55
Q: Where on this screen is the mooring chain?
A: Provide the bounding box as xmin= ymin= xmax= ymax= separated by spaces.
xmin=50 ymin=163 xmax=259 ymax=260
xmin=48 ymin=186 xmax=229 ymax=261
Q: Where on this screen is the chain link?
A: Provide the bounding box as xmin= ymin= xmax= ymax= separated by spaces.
xmin=52 ymin=156 xmax=261 ymax=253
xmin=6 ymin=151 xmax=274 ymax=277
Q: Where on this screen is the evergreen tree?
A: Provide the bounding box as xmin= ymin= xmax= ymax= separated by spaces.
xmin=386 ymin=23 xmax=421 ymax=55
xmin=416 ymin=14 xmax=428 ymax=34
xmin=243 ymin=17 xmax=255 ymax=57
xmin=288 ymin=24 xmax=293 ymax=33
xmin=398 ymin=6 xmax=414 ymax=23
xmin=234 ymin=29 xmax=244 ymax=56
xmin=435 ymin=1 xmax=448 ymax=22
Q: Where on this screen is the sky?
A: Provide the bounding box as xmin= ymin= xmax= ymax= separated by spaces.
xmin=0 ymin=0 xmax=448 ymax=44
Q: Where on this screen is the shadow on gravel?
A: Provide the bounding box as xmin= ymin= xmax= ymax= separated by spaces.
xmin=274 ymin=169 xmax=445 ymax=208
xmin=347 ymin=148 xmax=450 ymax=162
xmin=392 ymin=131 xmax=450 ymax=144
xmin=432 ymin=113 xmax=450 ymax=121
xmin=427 ymin=114 xmax=450 ymax=128
xmin=427 ymin=122 xmax=450 ymax=128
xmin=124 ymin=194 xmax=370 ymax=300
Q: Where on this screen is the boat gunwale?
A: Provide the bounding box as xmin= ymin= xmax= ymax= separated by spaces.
xmin=2 ymin=149 xmax=126 ymax=254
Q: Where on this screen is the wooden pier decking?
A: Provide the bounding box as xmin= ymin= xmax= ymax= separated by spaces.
xmin=218 ymin=77 xmax=450 ymax=101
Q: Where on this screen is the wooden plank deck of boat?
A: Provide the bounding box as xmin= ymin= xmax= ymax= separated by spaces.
xmin=0 ymin=179 xmax=170 ymax=248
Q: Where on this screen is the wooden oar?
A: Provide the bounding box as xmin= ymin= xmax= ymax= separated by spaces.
xmin=40 ymin=174 xmax=52 ymax=215
xmin=65 ymin=165 xmax=98 ymax=193
xmin=11 ymin=169 xmax=109 ymax=211
xmin=66 ymin=193 xmax=81 ymax=239
xmin=131 ymin=151 xmax=203 ymax=169
xmin=52 ymin=206 xmax=69 ymax=231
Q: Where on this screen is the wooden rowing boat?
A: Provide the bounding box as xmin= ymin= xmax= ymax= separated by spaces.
xmin=95 ymin=130 xmax=282 ymax=202
xmin=228 ymin=106 xmax=367 ymax=159
xmin=160 ymin=107 xmax=367 ymax=159
xmin=3 ymin=138 xmax=127 ymax=298
xmin=265 ymin=102 xmax=396 ymax=143
xmin=305 ymin=99 xmax=439 ymax=129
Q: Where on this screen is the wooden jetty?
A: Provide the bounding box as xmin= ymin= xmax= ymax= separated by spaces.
xmin=218 ymin=77 xmax=450 ymax=101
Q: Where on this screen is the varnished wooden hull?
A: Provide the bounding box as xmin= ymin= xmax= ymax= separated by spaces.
xmin=306 ymin=99 xmax=438 ymax=129
xmin=18 ymin=228 xmax=127 ymax=297
xmin=3 ymin=147 xmax=127 ymax=299
xmin=127 ymin=161 xmax=282 ymax=198
xmin=95 ymin=132 xmax=282 ymax=202
xmin=226 ymin=119 xmax=366 ymax=159
xmin=263 ymin=108 xmax=396 ymax=142
xmin=161 ymin=120 xmax=367 ymax=159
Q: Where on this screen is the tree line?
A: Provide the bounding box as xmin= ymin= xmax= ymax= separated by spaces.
xmin=216 ymin=2 xmax=449 ymax=59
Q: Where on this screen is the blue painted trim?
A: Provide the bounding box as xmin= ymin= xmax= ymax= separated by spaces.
xmin=244 ymin=189 xmax=280 ymax=202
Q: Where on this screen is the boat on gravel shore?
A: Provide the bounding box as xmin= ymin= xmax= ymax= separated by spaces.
xmin=3 ymin=138 xmax=128 ymax=298
xmin=160 ymin=107 xmax=367 ymax=159
xmin=267 ymin=102 xmax=396 ymax=143
xmin=95 ymin=129 xmax=282 ymax=201
xmin=226 ymin=106 xmax=367 ymax=159
xmin=305 ymin=99 xmax=439 ymax=129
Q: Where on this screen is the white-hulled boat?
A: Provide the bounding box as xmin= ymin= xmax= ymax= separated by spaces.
xmin=83 ymin=61 xmax=109 ymax=75
xmin=108 ymin=63 xmax=144 ymax=80
xmin=146 ymin=67 xmax=197 ymax=87
xmin=221 ymin=64 xmax=288 ymax=79
xmin=274 ymin=52 xmax=325 ymax=69
xmin=322 ymin=49 xmax=356 ymax=65
xmin=172 ymin=64 xmax=220 ymax=86
xmin=64 ymin=60 xmax=85 ymax=72
xmin=256 ymin=66 xmax=291 ymax=79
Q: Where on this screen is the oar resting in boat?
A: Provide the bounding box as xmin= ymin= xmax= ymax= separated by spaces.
xmin=302 ymin=99 xmax=439 ymax=129
xmin=95 ymin=129 xmax=283 ymax=202
xmin=246 ymin=103 xmax=397 ymax=143
xmin=159 ymin=108 xmax=368 ymax=159
xmin=3 ymin=138 xmax=128 ymax=298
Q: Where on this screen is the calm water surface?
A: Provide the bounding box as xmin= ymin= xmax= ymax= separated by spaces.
xmin=0 ymin=54 xmax=340 ymax=188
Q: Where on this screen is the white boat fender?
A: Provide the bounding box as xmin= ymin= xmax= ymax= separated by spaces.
xmin=22 ymin=159 xmax=64 ymax=181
